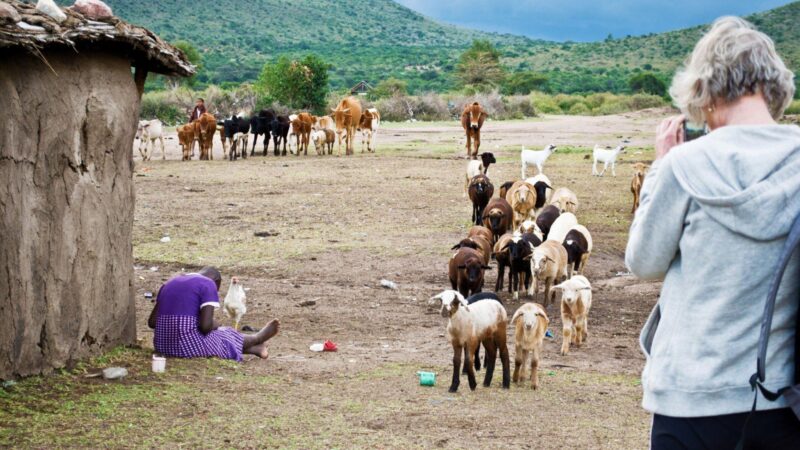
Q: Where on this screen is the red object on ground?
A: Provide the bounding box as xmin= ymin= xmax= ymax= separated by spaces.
xmin=323 ymin=340 xmax=338 ymax=352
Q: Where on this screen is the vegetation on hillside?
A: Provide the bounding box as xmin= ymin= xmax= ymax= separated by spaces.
xmin=84 ymin=0 xmax=800 ymax=96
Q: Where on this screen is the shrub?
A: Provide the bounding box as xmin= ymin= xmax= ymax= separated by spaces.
xmin=140 ymin=92 xmax=185 ymax=125
xmin=568 ymin=102 xmax=590 ymax=115
xmin=375 ymin=96 xmax=414 ymax=121
xmin=530 ymin=92 xmax=561 ymax=114
xmin=503 ymin=95 xmax=536 ymax=118
xmin=785 ymin=100 xmax=800 ymax=115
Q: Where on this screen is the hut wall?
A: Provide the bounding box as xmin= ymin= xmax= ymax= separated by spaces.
xmin=0 ymin=50 xmax=138 ymax=378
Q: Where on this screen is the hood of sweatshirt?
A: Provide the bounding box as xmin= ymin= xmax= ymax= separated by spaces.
xmin=669 ymin=124 xmax=800 ymax=241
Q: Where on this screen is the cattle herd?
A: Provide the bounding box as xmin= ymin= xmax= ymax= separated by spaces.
xmin=136 ymin=98 xmax=649 ymax=394
xmin=134 ymin=95 xmax=381 ymax=162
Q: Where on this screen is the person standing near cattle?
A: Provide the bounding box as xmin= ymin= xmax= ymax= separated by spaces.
xmin=625 ymin=16 xmax=800 ymax=448
xmin=189 ymin=97 xmax=207 ymax=122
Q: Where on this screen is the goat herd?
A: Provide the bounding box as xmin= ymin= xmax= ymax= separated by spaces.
xmin=430 ymin=136 xmax=650 ymax=394
xmin=134 ymin=96 xmax=381 ymax=162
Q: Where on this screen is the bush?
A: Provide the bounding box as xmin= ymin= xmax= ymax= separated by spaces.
xmin=785 ymin=100 xmax=800 ymax=115
xmin=503 ymin=95 xmax=536 ymax=118
xmin=568 ymin=102 xmax=590 ymax=115
xmin=140 ymin=92 xmax=185 ymax=125
xmin=374 ymin=96 xmax=414 ymax=121
xmin=410 ymin=92 xmax=450 ymax=121
xmin=530 ymin=92 xmax=561 ymax=114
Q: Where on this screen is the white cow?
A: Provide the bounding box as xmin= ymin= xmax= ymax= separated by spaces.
xmin=135 ymin=119 xmax=166 ymax=161
xmin=286 ymin=113 xmax=299 ymax=155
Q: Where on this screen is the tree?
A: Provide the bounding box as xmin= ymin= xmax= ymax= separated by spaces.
xmin=372 ymin=78 xmax=408 ymax=99
xmin=172 ymin=40 xmax=202 ymax=88
xmin=456 ymin=39 xmax=506 ymax=91
xmin=629 ymin=72 xmax=667 ymax=97
xmin=502 ymin=72 xmax=548 ymax=95
xmin=255 ymin=54 xmax=330 ymax=113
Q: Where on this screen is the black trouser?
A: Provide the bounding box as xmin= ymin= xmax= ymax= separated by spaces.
xmin=651 ymin=408 xmax=800 ymax=449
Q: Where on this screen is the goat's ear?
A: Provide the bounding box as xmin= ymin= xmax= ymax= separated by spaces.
xmin=457 ymin=265 xmax=466 ymax=269
xmin=450 ymin=243 xmax=461 ymax=250
xmin=543 ymin=183 xmax=553 ymax=190
xmin=511 ymin=310 xmax=523 ymax=324
xmin=482 ymin=266 xmax=492 ymax=270
xmin=552 ymin=283 xmax=563 ymax=290
xmin=523 ymin=254 xmax=533 ymax=260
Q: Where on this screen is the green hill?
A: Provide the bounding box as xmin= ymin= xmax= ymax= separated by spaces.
xmin=84 ymin=0 xmax=799 ymax=94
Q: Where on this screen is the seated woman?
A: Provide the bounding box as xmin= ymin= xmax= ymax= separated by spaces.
xmin=147 ymin=267 xmax=279 ymax=361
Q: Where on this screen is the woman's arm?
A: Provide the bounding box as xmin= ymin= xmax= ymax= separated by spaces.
xmin=198 ymin=306 xmax=220 ymax=335
xmin=147 ymin=286 xmax=163 ymax=329
xmin=625 ymin=156 xmax=691 ymax=280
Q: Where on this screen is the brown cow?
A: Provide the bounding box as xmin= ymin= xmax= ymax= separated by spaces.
xmin=461 ymin=102 xmax=487 ymax=160
xmin=177 ymin=123 xmax=195 ymax=161
xmin=332 ymin=96 xmax=363 ymax=156
xmin=195 ymin=113 xmax=216 ymax=160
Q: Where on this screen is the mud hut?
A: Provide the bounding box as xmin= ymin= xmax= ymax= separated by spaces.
xmin=0 ymin=0 xmax=194 ymax=379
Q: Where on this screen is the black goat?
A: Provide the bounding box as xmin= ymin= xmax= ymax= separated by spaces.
xmin=536 ymin=205 xmax=561 ymax=240
xmin=468 ymin=174 xmax=494 ymax=226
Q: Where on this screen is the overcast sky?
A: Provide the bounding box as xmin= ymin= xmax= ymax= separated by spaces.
xmin=395 ymin=0 xmax=793 ymax=42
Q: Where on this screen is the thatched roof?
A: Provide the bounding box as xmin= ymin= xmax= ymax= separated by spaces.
xmin=0 ymin=1 xmax=194 ymax=77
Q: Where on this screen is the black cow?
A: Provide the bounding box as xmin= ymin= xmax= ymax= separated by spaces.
xmin=271 ymin=116 xmax=290 ymax=156
xmin=250 ymin=109 xmax=275 ymax=157
xmin=223 ymin=115 xmax=251 ymax=161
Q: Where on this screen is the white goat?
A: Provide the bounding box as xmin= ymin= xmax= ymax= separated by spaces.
xmin=511 ymin=303 xmax=549 ymax=389
xmin=592 ymin=145 xmax=626 ymax=177
xmin=135 ymin=119 xmax=166 ymax=161
xmin=430 ymin=290 xmax=510 ymax=392
xmin=518 ymin=219 xmax=544 ymax=241
xmin=553 ymin=275 xmax=592 ymax=355
xmin=550 ymin=187 xmax=579 ymax=214
xmin=521 ymin=144 xmax=557 ymax=178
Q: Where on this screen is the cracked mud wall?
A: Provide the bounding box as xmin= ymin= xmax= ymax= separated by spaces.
xmin=0 ymin=50 xmax=139 ymax=378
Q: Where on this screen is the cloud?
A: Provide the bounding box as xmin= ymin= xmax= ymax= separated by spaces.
xmin=395 ymin=0 xmax=793 ymax=41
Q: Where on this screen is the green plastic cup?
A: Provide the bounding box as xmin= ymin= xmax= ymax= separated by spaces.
xmin=417 ymin=371 xmax=436 ymax=386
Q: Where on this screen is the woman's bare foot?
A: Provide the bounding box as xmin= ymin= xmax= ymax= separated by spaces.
xmin=258 ymin=346 xmax=269 ymax=359
xmin=255 ymin=319 xmax=280 ymax=344
xmin=243 ymin=343 xmax=269 ymax=359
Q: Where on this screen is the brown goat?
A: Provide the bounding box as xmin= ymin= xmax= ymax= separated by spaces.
xmin=448 ymin=247 xmax=492 ymax=297
xmin=468 ymin=175 xmax=495 ymax=226
xmin=467 ymin=225 xmax=494 ymax=245
xmin=498 ymin=181 xmax=515 ymax=200
xmin=481 ymin=198 xmax=513 ymax=243
xmin=631 ymin=163 xmax=649 ymax=214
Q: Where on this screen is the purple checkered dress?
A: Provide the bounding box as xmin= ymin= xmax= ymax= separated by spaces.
xmin=154 ymin=274 xmax=244 ymax=361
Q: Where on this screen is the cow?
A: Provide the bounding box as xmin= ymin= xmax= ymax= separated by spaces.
xmin=271 ymin=115 xmax=290 ymax=156
xmin=135 ymin=119 xmax=166 ymax=161
xmin=461 ymin=102 xmax=487 ymax=160
xmin=250 ymin=109 xmax=275 ymax=156
xmin=332 ymin=96 xmax=363 ymax=156
xmin=294 ymin=112 xmax=315 ymax=156
xmin=177 ymin=123 xmax=196 ymax=161
xmin=195 ymin=113 xmax=216 ymax=160
xmin=358 ymin=108 xmax=381 ymax=153
xmin=223 ymin=115 xmax=251 ymax=161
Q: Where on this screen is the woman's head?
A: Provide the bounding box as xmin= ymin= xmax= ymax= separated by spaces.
xmin=198 ymin=266 xmax=222 ymax=290
xmin=669 ymin=16 xmax=795 ymax=124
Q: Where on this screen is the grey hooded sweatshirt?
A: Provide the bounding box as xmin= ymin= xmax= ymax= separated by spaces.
xmin=626 ymin=124 xmax=800 ymax=417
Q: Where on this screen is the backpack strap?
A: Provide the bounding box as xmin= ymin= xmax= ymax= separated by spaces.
xmin=738 ymin=213 xmax=800 ymax=449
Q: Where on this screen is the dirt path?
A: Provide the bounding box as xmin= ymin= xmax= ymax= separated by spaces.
xmin=2 ymin=112 xmax=666 ymax=448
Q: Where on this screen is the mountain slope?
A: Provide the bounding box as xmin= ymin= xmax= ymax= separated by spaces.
xmin=87 ymin=0 xmax=799 ymax=94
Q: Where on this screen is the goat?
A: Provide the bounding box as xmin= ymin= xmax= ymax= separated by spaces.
xmin=521 ymin=144 xmax=557 ymax=178
xmin=553 ymin=276 xmax=593 ymax=355
xmin=493 ymin=233 xmax=514 ymax=292
xmin=562 ymin=229 xmax=589 ymax=278
xmin=467 ymin=225 xmax=494 ymax=245
xmin=505 ymin=180 xmax=537 ymax=231
xmin=451 ymin=236 xmax=492 ymax=266
xmin=535 ymin=205 xmax=561 ymax=240
xmin=468 ymin=175 xmax=494 ymax=226
xmin=631 ymin=162 xmax=649 ymax=213
xmin=592 ymin=144 xmax=626 ymax=177
xmin=503 ymin=233 xmax=534 ymax=301
xmin=449 ymin=247 xmax=492 ymax=297
xmin=498 ymin=181 xmax=515 ymax=200
xmin=518 ymin=219 xmax=544 ymax=241
xmin=430 ymin=290 xmax=510 ymax=392
xmin=481 ymin=198 xmax=513 ymax=243
xmin=570 ymin=224 xmax=593 ymax=275
xmin=529 ymin=240 xmax=568 ymax=307
xmin=550 ymin=187 xmax=579 ymax=214
xmin=464 ymin=153 xmax=497 ymax=197
xmin=511 ymin=303 xmax=549 ymax=389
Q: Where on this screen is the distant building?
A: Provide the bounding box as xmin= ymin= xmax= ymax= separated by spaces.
xmin=350 ymin=81 xmax=373 ymax=96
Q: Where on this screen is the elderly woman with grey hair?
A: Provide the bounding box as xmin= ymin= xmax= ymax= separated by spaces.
xmin=626 ymin=16 xmax=800 ymax=449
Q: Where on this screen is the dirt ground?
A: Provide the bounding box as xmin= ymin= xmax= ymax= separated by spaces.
xmin=1 ymin=111 xmax=667 ymax=448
